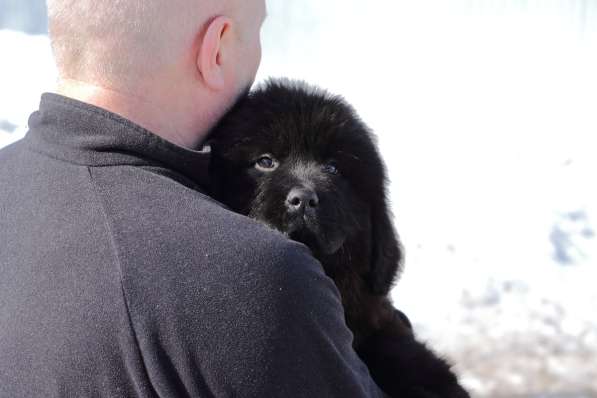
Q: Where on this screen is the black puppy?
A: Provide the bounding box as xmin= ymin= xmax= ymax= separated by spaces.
xmin=208 ymin=79 xmax=470 ymax=398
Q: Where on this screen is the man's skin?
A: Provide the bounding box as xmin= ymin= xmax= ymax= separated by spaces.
xmin=49 ymin=0 xmax=266 ymax=149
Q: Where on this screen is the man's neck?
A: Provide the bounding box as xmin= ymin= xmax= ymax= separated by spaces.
xmin=54 ymin=78 xmax=209 ymax=149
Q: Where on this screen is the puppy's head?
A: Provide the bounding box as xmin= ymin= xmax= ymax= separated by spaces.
xmin=208 ymin=79 xmax=402 ymax=295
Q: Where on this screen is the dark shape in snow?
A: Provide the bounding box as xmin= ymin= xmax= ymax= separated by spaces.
xmin=0 ymin=0 xmax=48 ymax=35
xmin=550 ymin=209 xmax=594 ymax=266
xmin=0 ymin=120 xmax=17 ymax=133
xmin=567 ymin=210 xmax=588 ymax=222
xmin=550 ymin=226 xmax=574 ymax=265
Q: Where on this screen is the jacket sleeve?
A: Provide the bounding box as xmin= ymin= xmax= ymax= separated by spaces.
xmin=122 ymin=234 xmax=385 ymax=398
xmin=237 ymin=240 xmax=385 ymax=398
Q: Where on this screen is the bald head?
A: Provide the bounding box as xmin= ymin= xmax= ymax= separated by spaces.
xmin=47 ymin=0 xmax=266 ymax=148
xmin=48 ymin=0 xmax=215 ymax=84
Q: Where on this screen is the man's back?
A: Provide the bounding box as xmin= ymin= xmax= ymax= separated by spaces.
xmin=0 ymin=94 xmax=382 ymax=397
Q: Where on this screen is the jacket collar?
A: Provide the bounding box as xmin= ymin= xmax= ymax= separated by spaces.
xmin=25 ymin=93 xmax=211 ymax=190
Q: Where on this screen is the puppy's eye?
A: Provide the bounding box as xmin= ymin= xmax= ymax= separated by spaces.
xmin=322 ymin=163 xmax=338 ymax=175
xmin=255 ymin=155 xmax=278 ymax=171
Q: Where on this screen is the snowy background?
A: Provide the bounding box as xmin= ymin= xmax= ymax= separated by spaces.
xmin=1 ymin=1 xmax=596 ymax=397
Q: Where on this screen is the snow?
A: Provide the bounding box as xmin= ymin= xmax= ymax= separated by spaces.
xmin=257 ymin=4 xmax=597 ymax=395
xmin=401 ymin=262 xmax=597 ymax=396
xmin=1 ymin=1 xmax=597 ymax=396
xmin=0 ymin=29 xmax=55 ymax=146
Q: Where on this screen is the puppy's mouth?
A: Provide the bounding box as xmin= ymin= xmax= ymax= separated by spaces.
xmin=286 ymin=214 xmax=314 ymax=239
xmin=288 ymin=226 xmax=320 ymax=252
xmin=285 ymin=216 xmax=345 ymax=255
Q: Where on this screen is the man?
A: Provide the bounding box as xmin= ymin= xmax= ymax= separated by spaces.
xmin=0 ymin=0 xmax=384 ymax=397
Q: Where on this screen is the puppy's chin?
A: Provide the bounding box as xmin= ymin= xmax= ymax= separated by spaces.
xmin=317 ymin=236 xmax=346 ymax=256
xmin=286 ymin=221 xmax=345 ymax=256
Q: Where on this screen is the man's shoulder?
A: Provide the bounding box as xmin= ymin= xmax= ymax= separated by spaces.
xmin=87 ymin=164 xmax=332 ymax=335
xmin=0 ymin=138 xmax=25 ymax=168
xmin=88 ymin=163 xmax=312 ymax=283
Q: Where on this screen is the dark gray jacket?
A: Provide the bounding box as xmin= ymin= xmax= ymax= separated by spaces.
xmin=0 ymin=94 xmax=383 ymax=398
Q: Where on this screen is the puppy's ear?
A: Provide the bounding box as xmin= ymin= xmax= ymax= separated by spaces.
xmin=367 ymin=202 xmax=403 ymax=295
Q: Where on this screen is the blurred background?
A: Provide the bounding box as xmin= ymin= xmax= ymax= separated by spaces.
xmin=1 ymin=1 xmax=595 ymax=396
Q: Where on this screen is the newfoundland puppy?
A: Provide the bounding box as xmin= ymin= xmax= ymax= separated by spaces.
xmin=208 ymin=79 xmax=470 ymax=398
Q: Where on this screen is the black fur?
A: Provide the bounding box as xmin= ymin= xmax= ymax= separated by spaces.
xmin=208 ymin=79 xmax=470 ymax=398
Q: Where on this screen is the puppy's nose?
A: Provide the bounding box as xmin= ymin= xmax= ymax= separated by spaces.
xmin=286 ymin=188 xmax=319 ymax=213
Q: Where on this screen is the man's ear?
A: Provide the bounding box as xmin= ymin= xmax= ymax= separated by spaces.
xmin=197 ymin=16 xmax=233 ymax=91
